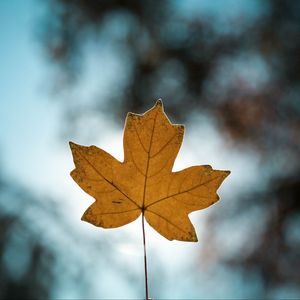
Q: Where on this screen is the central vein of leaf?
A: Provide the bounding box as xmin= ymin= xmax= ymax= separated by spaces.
xmin=141 ymin=110 xmax=158 ymax=211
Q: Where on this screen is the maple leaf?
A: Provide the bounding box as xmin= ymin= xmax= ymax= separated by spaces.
xmin=69 ymin=100 xmax=230 ymax=242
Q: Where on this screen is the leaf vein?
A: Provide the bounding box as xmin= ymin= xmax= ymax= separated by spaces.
xmin=142 ymin=110 xmax=159 ymax=208
xmin=147 ymin=155 xmax=172 ymax=179
xmin=98 ymin=208 xmax=140 ymax=216
xmin=128 ymin=148 xmax=146 ymax=177
xmin=146 ymin=209 xmax=187 ymax=234
xmin=150 ymin=131 xmax=177 ymax=158
xmin=133 ymin=121 xmax=148 ymax=153
xmin=146 ymin=174 xmax=224 ymax=208
xmin=75 ymin=149 xmax=140 ymax=208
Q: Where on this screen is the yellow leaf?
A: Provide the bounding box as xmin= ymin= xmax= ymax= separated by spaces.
xmin=69 ymin=100 xmax=230 ymax=242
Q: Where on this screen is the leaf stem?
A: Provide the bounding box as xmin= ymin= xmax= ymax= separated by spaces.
xmin=142 ymin=212 xmax=149 ymax=300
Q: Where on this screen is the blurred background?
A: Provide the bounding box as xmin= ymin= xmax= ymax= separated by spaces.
xmin=1 ymin=0 xmax=300 ymax=298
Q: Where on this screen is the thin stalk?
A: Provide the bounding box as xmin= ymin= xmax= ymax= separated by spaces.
xmin=142 ymin=212 xmax=149 ymax=300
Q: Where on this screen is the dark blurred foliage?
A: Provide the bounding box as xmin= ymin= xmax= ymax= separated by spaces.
xmin=39 ymin=0 xmax=300 ymax=297
xmin=0 ymin=175 xmax=93 ymax=299
xmin=0 ymin=180 xmax=54 ymax=299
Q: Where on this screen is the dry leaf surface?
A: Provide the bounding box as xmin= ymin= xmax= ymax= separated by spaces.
xmin=70 ymin=100 xmax=230 ymax=241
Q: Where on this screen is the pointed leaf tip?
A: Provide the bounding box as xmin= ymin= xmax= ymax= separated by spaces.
xmin=155 ymin=99 xmax=163 ymax=107
xmin=69 ymin=141 xmax=78 ymax=150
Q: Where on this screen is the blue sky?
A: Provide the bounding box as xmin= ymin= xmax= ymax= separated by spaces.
xmin=0 ymin=0 xmax=60 ymax=187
